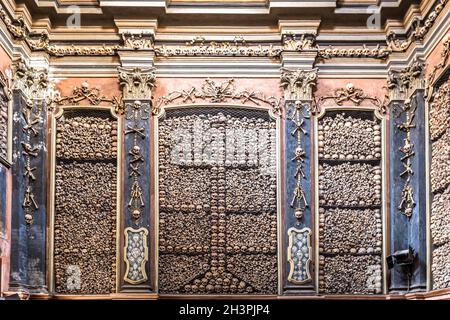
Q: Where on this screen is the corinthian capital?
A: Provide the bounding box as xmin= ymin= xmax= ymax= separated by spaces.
xmin=118 ymin=67 xmax=156 ymax=100
xmin=280 ymin=68 xmax=318 ymax=101
xmin=13 ymin=58 xmax=49 ymax=99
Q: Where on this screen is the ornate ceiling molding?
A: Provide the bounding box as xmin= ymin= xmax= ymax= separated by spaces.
xmin=13 ymin=58 xmax=49 ymax=100
xmin=154 ymin=78 xmax=282 ymax=116
xmin=312 ymin=83 xmax=388 ymax=115
xmin=118 ymin=67 xmax=156 ymax=100
xmin=280 ymin=68 xmax=317 ymax=101
xmin=0 ymin=1 xmax=447 ymax=60
xmin=387 ymin=58 xmax=425 ymax=100
xmin=386 ymin=0 xmax=448 ymax=53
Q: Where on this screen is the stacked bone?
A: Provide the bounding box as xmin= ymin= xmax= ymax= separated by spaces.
xmin=318 ymin=208 xmax=382 ymax=255
xmin=55 ymin=116 xmax=118 ymax=160
xmin=226 ymin=212 xmax=277 ymax=254
xmin=318 ymin=111 xmax=383 ymax=295
xmin=430 ymin=79 xmax=450 ymax=290
xmin=318 ymin=113 xmax=381 ymax=160
xmin=318 ymin=163 xmax=382 ymax=207
xmin=431 ymin=130 xmax=450 ymax=193
xmin=158 ymin=110 xmax=277 ymax=294
xmin=429 ymin=81 xmax=450 ymax=141
xmin=53 ymin=112 xmax=118 ymax=294
xmin=319 ymin=255 xmax=382 ymax=294
xmin=431 ymin=185 xmax=450 ymax=246
xmin=225 ymin=170 xmax=277 ymax=213
xmin=0 ymin=96 xmax=7 ymax=161
xmin=54 ymin=162 xmax=117 ymax=294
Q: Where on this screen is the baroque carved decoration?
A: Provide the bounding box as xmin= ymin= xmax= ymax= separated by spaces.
xmin=288 ymin=101 xmax=310 ymax=221
xmin=155 ymin=36 xmax=283 ymax=58
xmin=396 ymin=100 xmax=417 ymax=218
xmin=427 ymin=36 xmax=450 ymax=97
xmin=282 ymin=33 xmax=316 ymax=51
xmin=52 ymin=81 xmax=122 ymax=114
xmin=280 ymin=68 xmax=317 ymax=101
xmin=13 ymin=59 xmax=48 ymax=226
xmin=154 ymin=79 xmax=282 ymax=116
xmin=387 ymin=0 xmax=448 ymax=52
xmin=313 ymin=83 xmax=388 ymax=115
xmin=125 ymin=100 xmax=150 ymax=222
xmin=287 ymin=227 xmax=312 ymax=284
xmin=318 ymin=110 xmax=383 ymax=294
xmin=20 ymin=99 xmax=42 ymax=225
xmin=317 ymin=45 xmax=390 ymax=59
xmin=121 ymin=32 xmax=154 ymax=50
xmin=0 ymin=69 xmax=12 ymax=164
xmin=387 ymin=58 xmax=425 ymax=100
xmin=53 ymin=109 xmax=118 ymax=294
xmin=118 ymin=67 xmax=156 ymax=100
xmin=13 ymin=58 xmax=48 ymax=99
xmin=124 ymin=227 xmax=149 ymax=284
xmin=158 ymin=108 xmax=277 ymax=294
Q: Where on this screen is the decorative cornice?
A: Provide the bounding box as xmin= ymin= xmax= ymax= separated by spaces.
xmin=317 ymin=45 xmax=391 ymax=59
xmin=52 ymin=81 xmax=122 ymax=113
xmin=387 ymin=58 xmax=425 ymax=100
xmin=13 ymin=58 xmax=49 ymax=99
xmin=387 ymin=0 xmax=448 ymax=52
xmin=154 ymin=36 xmax=283 ymax=58
xmin=118 ymin=67 xmax=156 ymax=100
xmin=0 ymin=1 xmax=447 ymax=59
xmin=280 ymin=68 xmax=317 ymax=101
xmin=154 ymin=78 xmax=282 ymax=116
xmin=312 ymin=83 xmax=388 ymax=115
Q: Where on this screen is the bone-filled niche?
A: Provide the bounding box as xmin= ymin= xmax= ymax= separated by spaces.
xmin=317 ymin=110 xmax=384 ymax=294
xmin=430 ymin=77 xmax=450 ymax=290
xmin=52 ymin=109 xmax=118 ymax=294
xmin=158 ymin=107 xmax=278 ymax=294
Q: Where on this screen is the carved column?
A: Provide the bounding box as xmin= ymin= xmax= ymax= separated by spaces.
xmin=387 ymin=58 xmax=427 ymax=292
xmin=280 ymin=23 xmax=318 ymax=293
xmin=8 ymin=58 xmax=49 ymax=294
xmin=118 ymin=67 xmax=155 ymax=292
